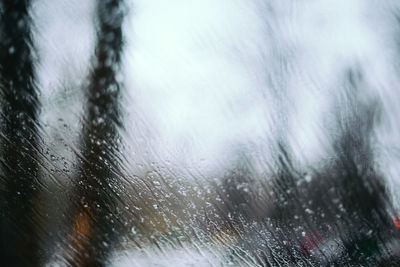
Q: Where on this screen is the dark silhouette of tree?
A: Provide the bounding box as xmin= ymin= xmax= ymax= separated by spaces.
xmin=236 ymin=69 xmax=400 ymax=265
xmin=0 ymin=1 xmax=42 ymax=266
xmin=66 ymin=0 xmax=126 ymax=265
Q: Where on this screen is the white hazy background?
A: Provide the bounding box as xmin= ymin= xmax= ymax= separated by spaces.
xmin=32 ymin=0 xmax=400 ymax=206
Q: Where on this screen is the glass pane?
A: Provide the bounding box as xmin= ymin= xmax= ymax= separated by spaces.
xmin=1 ymin=0 xmax=400 ymax=266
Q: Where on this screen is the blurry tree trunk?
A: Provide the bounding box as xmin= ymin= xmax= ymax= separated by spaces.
xmin=0 ymin=1 xmax=42 ymax=266
xmin=67 ymin=0 xmax=126 ymax=265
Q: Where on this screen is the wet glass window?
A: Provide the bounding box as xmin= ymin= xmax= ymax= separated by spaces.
xmin=1 ymin=0 xmax=400 ymax=266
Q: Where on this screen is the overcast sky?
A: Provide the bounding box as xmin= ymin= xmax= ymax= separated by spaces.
xmin=32 ymin=0 xmax=400 ymax=203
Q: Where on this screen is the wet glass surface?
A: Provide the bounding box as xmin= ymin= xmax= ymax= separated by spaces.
xmin=1 ymin=0 xmax=400 ymax=266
